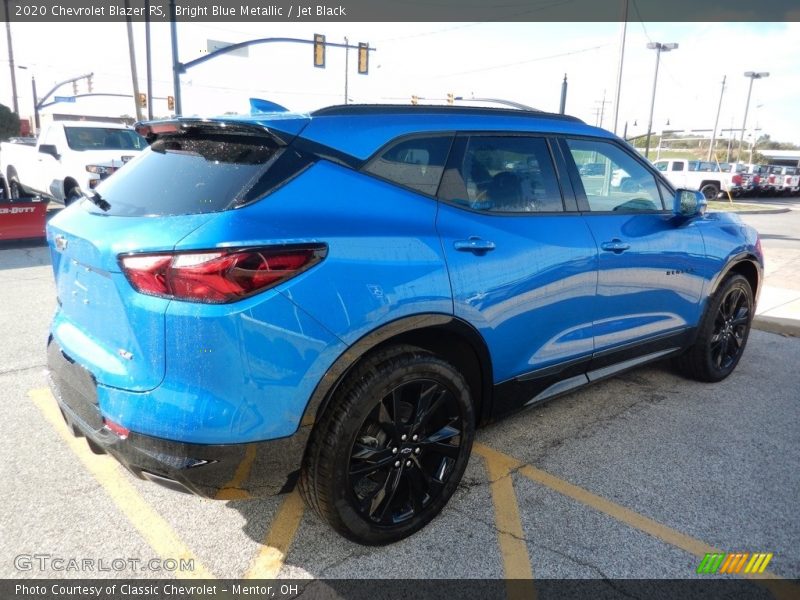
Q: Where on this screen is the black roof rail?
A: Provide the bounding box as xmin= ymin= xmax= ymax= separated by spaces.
xmin=310 ymin=103 xmax=584 ymax=123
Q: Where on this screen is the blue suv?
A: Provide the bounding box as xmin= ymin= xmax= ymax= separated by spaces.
xmin=46 ymin=104 xmax=762 ymax=544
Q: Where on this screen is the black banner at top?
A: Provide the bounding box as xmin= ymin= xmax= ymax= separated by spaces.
xmin=1 ymin=0 xmax=799 ymax=22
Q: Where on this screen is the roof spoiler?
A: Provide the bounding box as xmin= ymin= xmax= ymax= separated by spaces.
xmin=133 ymin=118 xmax=291 ymax=145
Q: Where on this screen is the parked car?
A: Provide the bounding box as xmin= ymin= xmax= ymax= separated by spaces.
xmin=765 ymin=165 xmax=800 ymax=196
xmin=46 ymin=104 xmax=762 ymax=545
xmin=652 ymin=158 xmax=733 ymax=199
xmin=579 ymin=162 xmax=605 ymax=176
xmin=0 ymin=120 xmax=147 ymax=205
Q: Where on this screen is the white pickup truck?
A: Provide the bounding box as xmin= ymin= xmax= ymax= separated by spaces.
xmin=652 ymin=159 xmax=733 ymax=200
xmin=1 ymin=121 xmax=147 ymax=205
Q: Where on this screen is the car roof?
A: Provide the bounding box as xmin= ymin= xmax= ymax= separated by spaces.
xmin=203 ymin=103 xmax=616 ymax=162
xmin=57 ymin=121 xmax=133 ymax=129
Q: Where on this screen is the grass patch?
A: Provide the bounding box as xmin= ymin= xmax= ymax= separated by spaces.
xmin=707 ymin=200 xmax=769 ymax=212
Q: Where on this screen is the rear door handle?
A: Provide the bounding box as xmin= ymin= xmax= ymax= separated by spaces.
xmin=600 ymin=239 xmax=631 ymax=253
xmin=454 ymin=237 xmax=496 ymax=253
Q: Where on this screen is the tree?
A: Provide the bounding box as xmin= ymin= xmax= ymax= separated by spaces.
xmin=0 ymin=104 xmax=21 ymax=141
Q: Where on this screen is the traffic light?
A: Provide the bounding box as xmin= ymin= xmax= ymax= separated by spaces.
xmin=447 ymin=93 xmax=454 ymax=105
xmin=87 ymin=75 xmax=93 ymax=93
xmin=138 ymin=93 xmax=147 ymax=108
xmin=313 ymin=34 xmax=325 ymax=68
xmin=167 ymin=96 xmax=175 ymax=111
xmin=411 ymin=95 xmax=419 ymax=105
xmin=358 ymin=43 xmax=369 ymax=74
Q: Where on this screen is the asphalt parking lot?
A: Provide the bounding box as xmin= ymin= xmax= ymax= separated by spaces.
xmin=0 ymin=201 xmax=798 ymax=595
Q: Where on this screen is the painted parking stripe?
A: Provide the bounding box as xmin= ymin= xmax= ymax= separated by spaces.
xmin=28 ymin=388 xmax=214 ymax=580
xmin=244 ymin=489 xmax=305 ymax=579
xmin=215 ymin=443 xmax=257 ymax=500
xmin=474 ymin=443 xmax=797 ymax=600
xmin=473 ymin=445 xmax=536 ymax=599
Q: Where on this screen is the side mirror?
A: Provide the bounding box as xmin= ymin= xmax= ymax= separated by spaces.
xmin=38 ymin=144 xmax=60 ymax=160
xmin=673 ymin=188 xmax=707 ymax=218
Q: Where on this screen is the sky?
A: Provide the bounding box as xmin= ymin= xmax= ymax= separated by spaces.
xmin=2 ymin=21 xmax=799 ymax=145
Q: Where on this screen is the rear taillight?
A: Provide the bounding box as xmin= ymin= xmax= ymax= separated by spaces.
xmin=756 ymin=237 xmax=763 ymax=259
xmin=119 ymin=245 xmax=327 ymax=303
xmin=753 ymin=175 xmax=760 ymax=184
xmin=732 ymin=174 xmax=743 ymax=185
xmin=768 ymin=174 xmax=776 ymax=184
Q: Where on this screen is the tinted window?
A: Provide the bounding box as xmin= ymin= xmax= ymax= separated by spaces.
xmin=363 ymin=136 xmax=452 ymax=195
xmin=567 ymin=138 xmax=665 ymax=212
xmin=439 ymin=136 xmax=563 ymax=213
xmin=87 ymin=133 xmax=280 ymax=216
xmin=672 ymin=162 xmax=684 ymax=172
xmin=65 ymin=127 xmax=147 ymax=151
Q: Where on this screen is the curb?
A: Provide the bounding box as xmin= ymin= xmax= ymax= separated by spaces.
xmin=752 ymin=315 xmax=800 ymax=337
xmin=716 ymin=206 xmax=792 ymax=215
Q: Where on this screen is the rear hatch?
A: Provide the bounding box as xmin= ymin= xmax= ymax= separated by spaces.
xmin=48 ymin=117 xmax=302 ymax=391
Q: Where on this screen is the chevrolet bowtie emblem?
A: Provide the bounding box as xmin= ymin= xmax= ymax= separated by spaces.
xmin=54 ymin=235 xmax=68 ymax=252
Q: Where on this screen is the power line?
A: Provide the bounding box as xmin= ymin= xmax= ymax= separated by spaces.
xmin=438 ymin=43 xmax=612 ymax=78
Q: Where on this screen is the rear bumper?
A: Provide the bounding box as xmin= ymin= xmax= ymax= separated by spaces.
xmin=47 ymin=339 xmax=309 ymax=498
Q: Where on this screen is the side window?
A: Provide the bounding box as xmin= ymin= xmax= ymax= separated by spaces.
xmin=363 ymin=135 xmax=452 ymax=196
xmin=439 ymin=136 xmax=564 ymax=213
xmin=654 ymin=161 xmax=667 ymax=172
xmin=566 ymin=138 xmax=665 ymax=212
xmin=672 ymin=162 xmax=684 ymax=172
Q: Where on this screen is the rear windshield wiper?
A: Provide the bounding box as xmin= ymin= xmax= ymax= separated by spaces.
xmin=85 ymin=191 xmax=111 ymax=212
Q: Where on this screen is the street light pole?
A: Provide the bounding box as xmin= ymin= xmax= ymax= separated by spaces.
xmin=644 ymin=41 xmax=678 ymax=160
xmin=737 ymin=71 xmax=769 ymax=162
xmin=4 ymin=0 xmax=19 ymax=115
xmin=31 ymin=76 xmax=40 ymax=134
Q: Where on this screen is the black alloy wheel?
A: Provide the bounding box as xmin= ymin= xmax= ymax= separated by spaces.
xmin=299 ymin=345 xmax=475 ymax=545
xmin=709 ymin=284 xmax=751 ymax=371
xmin=348 ymin=378 xmax=464 ymax=527
xmin=674 ymin=273 xmax=754 ymax=382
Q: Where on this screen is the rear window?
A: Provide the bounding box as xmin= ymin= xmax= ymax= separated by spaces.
xmin=65 ymin=127 xmax=147 ymax=151
xmin=87 ymin=133 xmax=282 ymax=216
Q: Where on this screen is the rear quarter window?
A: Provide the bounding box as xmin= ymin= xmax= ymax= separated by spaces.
xmin=362 ymin=136 xmax=453 ymax=196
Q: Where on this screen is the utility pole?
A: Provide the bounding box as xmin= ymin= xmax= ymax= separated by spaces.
xmin=4 ymin=0 xmax=19 ymax=115
xmin=31 ymin=76 xmax=39 ymax=133
xmin=144 ymin=0 xmax=153 ymax=119
xmin=344 ymin=36 xmax=349 ymax=104
xmin=594 ymin=90 xmax=610 ymax=129
xmin=707 ymin=75 xmax=726 ymax=161
xmin=737 ymin=71 xmax=769 ymax=161
xmin=611 ymin=0 xmax=629 ymax=135
xmin=125 ymin=0 xmax=143 ymax=121
xmin=644 ymin=42 xmax=678 ymax=159
xmin=169 ymin=0 xmax=182 ymax=116
xmin=559 ymin=74 xmax=567 ymax=114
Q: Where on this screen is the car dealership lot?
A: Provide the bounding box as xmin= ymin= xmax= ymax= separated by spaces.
xmin=0 ymin=203 xmax=798 ymax=589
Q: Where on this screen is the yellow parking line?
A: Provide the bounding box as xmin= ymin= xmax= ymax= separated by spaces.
xmin=29 ymin=388 xmax=214 ymax=579
xmin=475 ymin=442 xmax=797 ymax=600
xmin=215 ymin=443 xmax=256 ymax=500
xmin=244 ymin=489 xmax=305 ymax=579
xmin=473 ymin=444 xmax=536 ymax=599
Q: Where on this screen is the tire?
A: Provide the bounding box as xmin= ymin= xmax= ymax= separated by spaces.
xmin=299 ymin=344 xmax=475 ymax=545
xmin=700 ymin=183 xmax=719 ymax=200
xmin=65 ymin=185 xmax=82 ymax=206
xmin=8 ymin=175 xmax=22 ymax=200
xmin=674 ymin=273 xmax=754 ymax=382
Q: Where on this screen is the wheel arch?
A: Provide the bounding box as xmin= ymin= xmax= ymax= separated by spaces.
xmin=709 ymin=253 xmax=762 ymax=301
xmin=300 ymin=314 xmax=494 ymax=432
